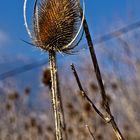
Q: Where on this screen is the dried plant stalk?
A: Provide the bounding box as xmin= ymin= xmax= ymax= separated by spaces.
xmin=86 ymin=125 xmax=95 ymax=140
xmin=71 ymin=64 xmax=124 ymax=139
xmin=24 ymin=0 xmax=84 ymax=139
xmin=71 ymin=64 xmax=108 ymax=121
xmin=49 ymin=50 xmax=62 ymax=140
xmin=56 ymin=74 xmax=68 ymax=140
xmin=72 ymin=0 xmax=124 ymax=140
xmin=78 ymin=6 xmax=125 ymax=140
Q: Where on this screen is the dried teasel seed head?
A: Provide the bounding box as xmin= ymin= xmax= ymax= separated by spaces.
xmin=30 ymin=117 xmax=37 ymax=127
xmin=42 ymin=68 xmax=51 ymax=87
xmin=24 ymin=0 xmax=85 ymax=53
xmin=5 ymin=103 xmax=12 ymax=111
xmin=68 ymin=126 xmax=73 ymax=134
xmin=8 ymin=91 xmax=19 ymax=101
xmin=46 ymin=125 xmax=53 ymax=132
xmin=24 ymin=87 xmax=31 ymax=96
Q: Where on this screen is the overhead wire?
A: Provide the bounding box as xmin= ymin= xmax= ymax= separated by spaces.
xmin=0 ymin=20 xmax=140 ymax=80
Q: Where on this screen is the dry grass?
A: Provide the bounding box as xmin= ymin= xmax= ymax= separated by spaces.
xmin=0 ymin=31 xmax=140 ymax=139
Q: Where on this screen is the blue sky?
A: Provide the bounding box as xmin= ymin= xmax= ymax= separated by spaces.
xmin=0 ymin=0 xmax=140 ymax=72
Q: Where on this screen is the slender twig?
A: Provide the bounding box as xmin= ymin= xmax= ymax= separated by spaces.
xmin=78 ymin=6 xmax=125 ymax=140
xmin=86 ymin=124 xmax=96 ymax=140
xmin=71 ymin=64 xmax=124 ymax=140
xmin=71 ymin=64 xmax=110 ymax=122
xmin=49 ymin=50 xmax=62 ymax=140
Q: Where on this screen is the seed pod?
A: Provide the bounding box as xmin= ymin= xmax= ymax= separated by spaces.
xmin=24 ymin=0 xmax=84 ymax=53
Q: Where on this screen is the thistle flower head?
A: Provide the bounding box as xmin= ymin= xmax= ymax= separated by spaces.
xmin=24 ymin=0 xmax=85 ymax=53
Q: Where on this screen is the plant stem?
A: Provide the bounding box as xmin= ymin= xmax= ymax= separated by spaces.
xmin=86 ymin=125 xmax=95 ymax=140
xmin=79 ymin=7 xmax=125 ymax=140
xmin=56 ymin=74 xmax=68 ymax=140
xmin=49 ymin=50 xmax=62 ymax=140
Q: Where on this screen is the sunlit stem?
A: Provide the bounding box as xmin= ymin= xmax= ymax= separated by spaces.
xmin=49 ymin=50 xmax=63 ymax=140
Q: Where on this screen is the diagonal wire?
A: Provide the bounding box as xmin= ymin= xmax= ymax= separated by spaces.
xmin=0 ymin=59 xmax=47 ymax=80
xmin=0 ymin=20 xmax=140 ymax=80
xmin=94 ymin=20 xmax=140 ymax=44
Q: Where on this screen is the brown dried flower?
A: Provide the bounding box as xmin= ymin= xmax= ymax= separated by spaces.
xmin=8 ymin=91 xmax=19 ymax=101
xmin=24 ymin=87 xmax=31 ymax=96
xmin=42 ymin=68 xmax=51 ymax=87
xmin=24 ymin=0 xmax=85 ymax=53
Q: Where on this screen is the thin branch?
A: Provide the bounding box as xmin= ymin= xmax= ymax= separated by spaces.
xmin=86 ymin=124 xmax=96 ymax=140
xmin=78 ymin=6 xmax=125 ymax=140
xmin=71 ymin=64 xmax=109 ymax=121
xmin=71 ymin=64 xmax=124 ymax=140
xmin=79 ymin=9 xmax=108 ymax=108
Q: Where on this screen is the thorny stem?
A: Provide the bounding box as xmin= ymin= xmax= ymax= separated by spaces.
xmin=77 ymin=6 xmax=125 ymax=140
xmin=49 ymin=50 xmax=62 ymax=140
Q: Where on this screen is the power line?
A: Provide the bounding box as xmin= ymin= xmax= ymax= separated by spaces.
xmin=0 ymin=59 xmax=47 ymax=80
xmin=0 ymin=20 xmax=140 ymax=80
xmin=94 ymin=20 xmax=140 ymax=44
